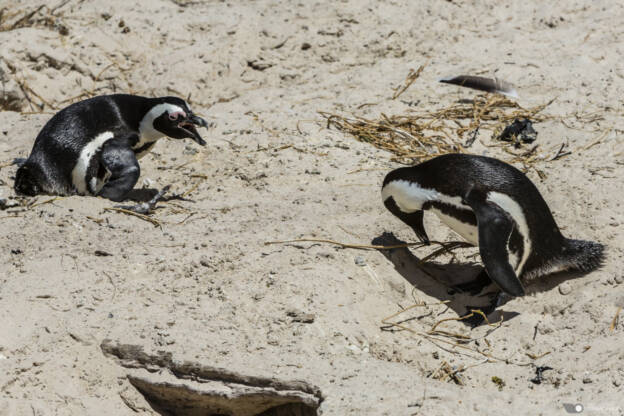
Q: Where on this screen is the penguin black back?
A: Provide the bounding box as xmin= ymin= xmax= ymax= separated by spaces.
xmin=382 ymin=154 xmax=604 ymax=297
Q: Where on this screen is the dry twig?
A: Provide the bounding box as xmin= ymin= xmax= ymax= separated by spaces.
xmin=103 ymin=207 xmax=162 ymax=227
xmin=392 ymin=64 xmax=425 ymax=100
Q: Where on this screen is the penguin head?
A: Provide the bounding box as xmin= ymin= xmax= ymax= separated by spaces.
xmin=14 ymin=163 xmax=44 ymax=196
xmin=144 ymin=97 xmax=209 ymax=145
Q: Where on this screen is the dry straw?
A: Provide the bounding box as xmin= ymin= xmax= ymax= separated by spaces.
xmin=320 ymin=94 xmax=553 ymax=167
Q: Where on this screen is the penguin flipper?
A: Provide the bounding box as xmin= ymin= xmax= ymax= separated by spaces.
xmin=97 ymin=136 xmax=140 ymax=202
xmin=463 ymin=187 xmax=525 ymax=297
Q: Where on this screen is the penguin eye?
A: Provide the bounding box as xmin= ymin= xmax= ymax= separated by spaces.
xmin=168 ymin=111 xmax=186 ymax=121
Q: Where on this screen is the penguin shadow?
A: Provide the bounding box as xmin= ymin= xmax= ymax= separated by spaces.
xmin=372 ymin=232 xmax=520 ymax=327
xmin=124 ymin=188 xmax=193 ymax=204
xmin=125 ymin=188 xmax=160 ymax=202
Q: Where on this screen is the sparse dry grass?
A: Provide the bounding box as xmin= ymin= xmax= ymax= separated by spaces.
xmin=320 ymin=94 xmax=553 ymax=166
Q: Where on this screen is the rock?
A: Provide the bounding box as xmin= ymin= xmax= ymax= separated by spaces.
xmin=100 ymin=340 xmax=323 ymax=416
xmin=0 ymin=197 xmax=18 ymax=210
xmin=614 ymin=274 xmax=623 ymax=284
xmin=354 ymin=256 xmax=366 ymax=266
xmin=199 ymin=256 xmax=211 ymax=268
xmin=497 ymin=118 xmax=537 ymax=146
xmin=183 ymin=145 xmax=199 ymax=155
xmin=582 ymin=372 xmax=592 ymax=384
xmin=558 ymin=282 xmax=572 ymax=295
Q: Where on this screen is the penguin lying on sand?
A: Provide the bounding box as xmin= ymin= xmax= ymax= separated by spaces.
xmin=382 ymin=154 xmax=604 ymax=302
xmin=14 ymin=94 xmax=208 ymax=209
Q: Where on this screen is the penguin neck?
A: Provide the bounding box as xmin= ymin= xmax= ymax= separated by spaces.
xmin=137 ymin=106 xmax=166 ymax=146
xmin=381 ymin=179 xmax=440 ymax=212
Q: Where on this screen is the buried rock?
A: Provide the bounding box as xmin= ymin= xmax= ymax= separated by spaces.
xmin=496 ymin=118 xmax=537 ymax=146
xmin=101 ymin=340 xmax=323 ymax=416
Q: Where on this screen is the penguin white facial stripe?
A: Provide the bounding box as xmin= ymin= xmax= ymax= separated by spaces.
xmin=71 ymin=131 xmax=114 ymax=195
xmin=486 ymin=191 xmax=531 ymax=276
xmin=382 ymin=180 xmax=468 ymax=212
xmin=508 ymin=251 xmax=519 ymax=270
xmin=137 ymin=103 xmax=185 ymax=146
xmin=382 ymin=180 xmax=437 ymax=212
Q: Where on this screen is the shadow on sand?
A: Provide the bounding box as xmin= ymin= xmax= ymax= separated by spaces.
xmin=372 ymin=232 xmax=516 ymax=327
xmin=373 ymin=232 xmax=595 ymax=327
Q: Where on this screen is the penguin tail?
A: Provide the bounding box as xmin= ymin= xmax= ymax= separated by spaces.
xmin=14 ymin=162 xmax=42 ymax=196
xmin=561 ymin=238 xmax=605 ymax=272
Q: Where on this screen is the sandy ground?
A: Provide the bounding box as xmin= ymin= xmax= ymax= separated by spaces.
xmin=1 ymin=0 xmax=623 ymax=415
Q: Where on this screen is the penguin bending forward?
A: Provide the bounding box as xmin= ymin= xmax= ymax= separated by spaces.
xmin=14 ymin=94 xmax=208 ymax=202
xmin=382 ymin=154 xmax=604 ymax=298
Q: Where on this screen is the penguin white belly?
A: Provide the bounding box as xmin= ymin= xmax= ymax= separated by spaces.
xmin=431 ymin=208 xmax=479 ymax=245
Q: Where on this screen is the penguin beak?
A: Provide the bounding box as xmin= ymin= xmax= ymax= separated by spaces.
xmin=178 ymin=115 xmax=208 ymax=146
xmin=410 ymin=210 xmax=430 ymax=245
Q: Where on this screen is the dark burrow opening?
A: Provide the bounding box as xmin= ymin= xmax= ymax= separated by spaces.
xmin=129 ymin=375 xmax=320 ymax=416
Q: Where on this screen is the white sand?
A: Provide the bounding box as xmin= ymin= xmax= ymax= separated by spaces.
xmin=1 ymin=0 xmax=623 ymax=414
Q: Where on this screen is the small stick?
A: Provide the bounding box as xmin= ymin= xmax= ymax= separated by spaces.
xmin=103 ymin=271 xmax=117 ymax=301
xmin=549 ymin=142 xmax=571 ymax=161
xmin=181 ymin=179 xmax=205 ymax=197
xmin=176 ymin=212 xmax=195 ymax=224
xmin=381 ymin=301 xmax=450 ymax=324
xmin=95 ymin=63 xmax=115 ymax=81
xmin=264 ymin=238 xmax=428 ymax=250
xmin=29 ymin=196 xmax=65 ymax=208
xmin=392 ymin=64 xmax=426 ymax=100
xmin=9 ymin=5 xmax=45 ymax=30
xmin=103 ymin=207 xmax=162 ymax=227
xmin=525 ymin=351 xmax=551 ymax=360
xmin=583 ymin=128 xmax=611 ymax=151
xmin=610 ymin=306 xmax=621 ymax=332
xmin=264 ymin=238 xmax=472 ymax=250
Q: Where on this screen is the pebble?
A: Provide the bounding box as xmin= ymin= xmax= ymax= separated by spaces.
xmin=354 ymin=256 xmax=366 ymax=266
xmin=0 ymin=197 xmax=18 ymax=210
xmin=142 ymin=178 xmax=155 ymax=188
xmin=558 ymin=282 xmax=572 ymax=295
xmin=582 ymin=372 xmax=592 ymax=384
xmin=199 ymin=256 xmax=211 ymax=267
xmin=286 ymin=309 xmax=315 ymax=323
xmin=614 ymin=274 xmax=623 ymax=284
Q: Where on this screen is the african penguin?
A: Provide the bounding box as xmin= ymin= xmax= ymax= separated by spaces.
xmin=14 ymin=94 xmax=208 ymax=202
xmin=381 ymin=153 xmax=604 ymax=298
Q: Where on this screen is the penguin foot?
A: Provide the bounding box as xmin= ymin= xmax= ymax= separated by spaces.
xmin=464 ymin=292 xmax=500 ymax=327
xmin=115 ymin=185 xmax=171 ymax=214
